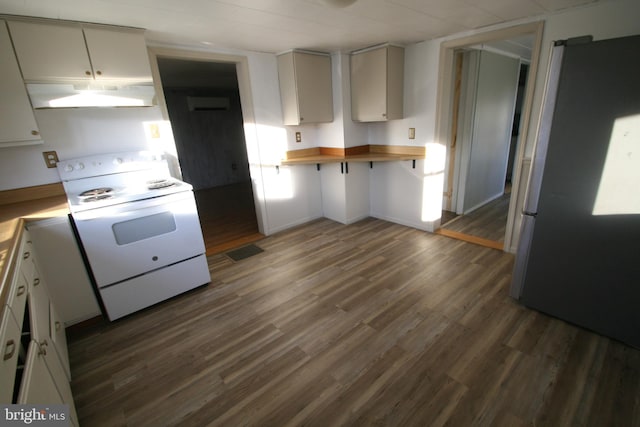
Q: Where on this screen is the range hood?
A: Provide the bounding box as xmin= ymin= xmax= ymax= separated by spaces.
xmin=27 ymin=83 xmax=156 ymax=109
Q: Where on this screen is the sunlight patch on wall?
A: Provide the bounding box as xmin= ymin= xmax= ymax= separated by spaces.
xmin=421 ymin=142 xmax=446 ymax=222
xmin=262 ymin=165 xmax=295 ymax=200
xmin=143 ymin=120 xmax=180 ymax=178
xmin=244 ymin=123 xmax=293 ymax=201
xmin=593 ymin=114 xmax=640 ymax=216
xmin=245 ymin=124 xmax=287 ymax=165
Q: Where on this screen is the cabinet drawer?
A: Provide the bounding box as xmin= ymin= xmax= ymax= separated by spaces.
xmin=28 ymin=264 xmax=49 ymax=343
xmin=20 ymin=237 xmax=35 ymax=286
xmin=0 ymin=309 xmax=21 ymax=403
xmin=6 ymin=272 xmax=28 ymax=328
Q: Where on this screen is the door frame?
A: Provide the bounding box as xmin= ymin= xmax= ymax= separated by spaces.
xmin=434 ymin=21 xmax=544 ymax=252
xmin=146 ymin=46 xmax=267 ymax=235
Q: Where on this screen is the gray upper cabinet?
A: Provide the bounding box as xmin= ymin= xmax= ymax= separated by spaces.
xmin=350 ymin=44 xmax=404 ymax=122
xmin=277 ymin=51 xmax=333 ymax=126
xmin=7 ymin=20 xmax=152 ymax=83
xmin=0 ymin=20 xmax=41 ymax=147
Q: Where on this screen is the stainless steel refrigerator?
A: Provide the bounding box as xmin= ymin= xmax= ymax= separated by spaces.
xmin=510 ymin=35 xmax=640 ymax=349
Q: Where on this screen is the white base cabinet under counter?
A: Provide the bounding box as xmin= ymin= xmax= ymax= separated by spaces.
xmin=18 ymin=341 xmax=78 ymax=427
xmin=27 ymin=216 xmax=101 ymax=326
xmin=1 ymin=228 xmax=78 ymax=425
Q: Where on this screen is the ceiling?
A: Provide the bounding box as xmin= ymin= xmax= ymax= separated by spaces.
xmin=0 ymin=0 xmax=610 ymax=54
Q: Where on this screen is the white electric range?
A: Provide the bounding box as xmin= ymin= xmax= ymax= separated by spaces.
xmin=57 ymin=151 xmax=210 ymax=321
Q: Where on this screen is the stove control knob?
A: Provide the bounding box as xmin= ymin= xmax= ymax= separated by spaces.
xmin=64 ymin=164 xmax=74 ymax=172
xmin=75 ymin=162 xmax=85 ymax=170
xmin=113 ymin=157 xmax=123 ymax=165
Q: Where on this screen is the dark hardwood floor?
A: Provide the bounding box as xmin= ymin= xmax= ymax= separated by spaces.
xmin=68 ymin=218 xmax=640 ymax=426
xmin=194 ymin=181 xmax=264 ymax=255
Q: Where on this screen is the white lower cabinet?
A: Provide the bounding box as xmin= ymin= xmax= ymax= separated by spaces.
xmin=18 ymin=341 xmax=78 ymax=427
xmin=1 ymin=229 xmax=78 ymax=425
xmin=0 ymin=310 xmax=21 ymax=403
xmin=28 ymin=216 xmax=101 ymax=326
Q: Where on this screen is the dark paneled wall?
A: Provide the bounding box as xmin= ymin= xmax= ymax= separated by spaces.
xmin=164 ymin=88 xmax=250 ymax=190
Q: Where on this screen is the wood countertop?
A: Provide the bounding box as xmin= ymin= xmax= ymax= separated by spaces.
xmin=0 ymin=186 xmax=69 ymax=319
xmin=281 ymin=144 xmax=425 ymax=166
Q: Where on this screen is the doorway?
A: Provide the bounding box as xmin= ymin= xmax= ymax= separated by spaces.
xmin=434 ymin=22 xmax=543 ymax=252
xmin=154 ymin=56 xmax=263 ymax=255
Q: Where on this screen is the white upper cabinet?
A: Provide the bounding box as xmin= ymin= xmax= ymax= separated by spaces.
xmin=7 ymin=20 xmax=152 ymax=83
xmin=278 ymin=51 xmax=333 ymax=126
xmin=0 ymin=21 xmax=41 ymax=147
xmin=350 ymin=44 xmax=404 ymax=122
xmin=83 ymin=26 xmax=153 ymax=81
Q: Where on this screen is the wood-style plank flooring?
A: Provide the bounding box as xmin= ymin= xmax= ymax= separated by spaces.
xmin=68 ymin=218 xmax=640 ymax=426
xmin=194 ymin=182 xmax=263 ymax=255
xmin=440 ymin=191 xmax=511 ymax=242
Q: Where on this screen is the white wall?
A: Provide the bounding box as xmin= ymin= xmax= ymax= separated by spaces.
xmin=3 ymin=0 xmax=639 ymax=242
xmin=235 ymin=49 xmax=324 ymax=235
xmin=370 ymin=0 xmax=640 ymax=243
xmin=320 ymin=163 xmax=347 ymax=223
xmin=0 ymin=106 xmax=165 ymax=190
xmin=368 ymin=38 xmax=443 ymax=231
xmin=345 ymin=162 xmax=370 ymax=224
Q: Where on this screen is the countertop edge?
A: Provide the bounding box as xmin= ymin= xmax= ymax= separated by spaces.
xmin=0 ymin=195 xmax=70 ymax=317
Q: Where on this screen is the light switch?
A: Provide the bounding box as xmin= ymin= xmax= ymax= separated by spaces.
xmin=42 ymin=151 xmax=59 ymax=168
xmin=409 ymin=128 xmax=416 ymax=139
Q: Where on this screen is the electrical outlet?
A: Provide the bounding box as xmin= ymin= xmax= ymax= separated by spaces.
xmin=295 ymin=132 xmax=302 ymax=143
xmin=149 ymin=124 xmax=161 ymax=139
xmin=409 ymin=128 xmax=416 ymax=139
xmin=42 ymin=151 xmax=59 ymax=168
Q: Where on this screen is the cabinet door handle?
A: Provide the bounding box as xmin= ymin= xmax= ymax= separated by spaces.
xmin=55 ymin=321 xmax=62 ymax=332
xmin=31 ymin=130 xmax=40 ymax=136
xmin=96 ymin=70 xmax=102 ymax=76
xmin=3 ymin=339 xmax=16 ymax=361
xmin=23 ymin=251 xmax=30 ymax=260
xmin=38 ymin=340 xmax=48 ymax=356
xmin=85 ymin=70 xmax=92 ymax=76
xmin=17 ymin=285 xmax=26 ymax=296
xmin=33 ymin=278 xmax=40 ymax=286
